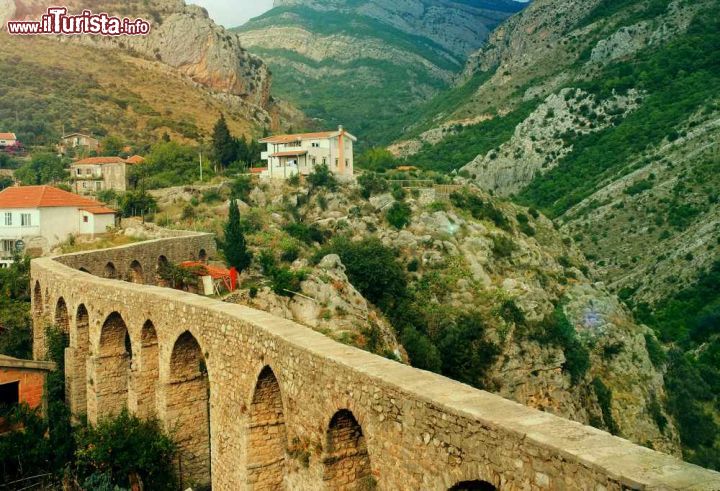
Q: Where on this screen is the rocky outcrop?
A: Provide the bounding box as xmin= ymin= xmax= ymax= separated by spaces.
xmin=3 ymin=0 xmax=272 ymax=109
xmin=462 ymin=88 xmax=642 ymax=196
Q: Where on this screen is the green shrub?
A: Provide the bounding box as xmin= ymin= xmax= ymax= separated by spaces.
xmin=644 ymin=333 xmax=667 ymax=368
xmin=317 ymin=237 xmax=407 ymax=313
xmin=437 ymin=312 xmax=500 ymax=388
xmin=526 ymin=305 xmax=590 ymax=385
xmin=491 ymin=235 xmax=517 ymax=258
xmin=74 ymin=410 xmax=176 ymax=490
xmin=592 ymin=378 xmax=620 ymax=435
xmin=400 ymin=326 xmax=442 ymax=373
xmin=202 ymin=189 xmax=222 ymax=204
xmin=386 ymin=202 xmax=412 ymax=229
xmin=307 ymin=163 xmax=337 ymax=191
xmin=450 ymin=191 xmax=511 ymax=231
xmin=283 ymin=222 xmax=327 ymax=245
xmin=357 ymin=172 xmax=389 ymax=198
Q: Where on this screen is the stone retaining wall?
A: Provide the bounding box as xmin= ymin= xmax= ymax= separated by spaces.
xmin=31 ymin=234 xmax=720 ymax=490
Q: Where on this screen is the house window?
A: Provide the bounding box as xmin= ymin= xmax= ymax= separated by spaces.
xmin=82 ymin=182 xmax=87 ymax=189
xmin=311 ymin=142 xmax=320 ymax=148
xmin=83 ymin=216 xmax=89 ymax=223
xmin=21 ymin=214 xmax=31 ymax=227
xmin=76 ymin=168 xmax=81 ymax=176
xmin=335 ymin=158 xmax=339 ymax=167
xmin=1 ymin=240 xmax=15 ymax=252
xmin=3 ymin=213 xmax=11 ymax=226
xmin=0 ymin=381 xmax=19 ymax=407
xmin=322 ymin=157 xmax=327 ymax=165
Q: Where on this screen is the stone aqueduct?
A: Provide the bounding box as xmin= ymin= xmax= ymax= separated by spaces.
xmin=30 ymin=233 xmax=720 ymax=490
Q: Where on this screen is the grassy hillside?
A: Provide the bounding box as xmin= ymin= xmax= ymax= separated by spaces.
xmin=0 ymin=33 xmax=259 ymax=147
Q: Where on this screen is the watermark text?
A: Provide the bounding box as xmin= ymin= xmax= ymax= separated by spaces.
xmin=7 ymin=7 xmax=151 ymax=36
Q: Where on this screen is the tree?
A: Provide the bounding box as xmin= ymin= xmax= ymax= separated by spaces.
xmin=14 ymin=153 xmax=67 ymax=185
xmin=101 ymin=136 xmax=124 ymax=156
xmin=223 ymin=199 xmax=252 ymax=272
xmin=356 ymin=147 xmax=397 ymax=172
xmin=212 ymin=115 xmax=236 ymax=168
xmin=307 ymin=163 xmax=338 ymax=191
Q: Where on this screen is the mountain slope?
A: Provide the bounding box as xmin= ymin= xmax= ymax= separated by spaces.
xmin=234 ymin=0 xmax=526 ymax=146
xmin=0 ymin=0 xmax=305 ymax=145
xmin=388 ymin=0 xmax=720 ymax=469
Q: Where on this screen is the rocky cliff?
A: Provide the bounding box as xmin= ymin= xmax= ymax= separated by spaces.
xmin=0 ymin=0 xmax=307 ymax=139
xmin=148 ymin=178 xmax=681 ymax=457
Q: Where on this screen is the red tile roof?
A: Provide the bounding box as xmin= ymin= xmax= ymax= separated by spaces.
xmin=0 ymin=133 xmax=17 ymax=140
xmin=249 ymin=167 xmax=267 ymax=174
xmin=271 ymin=150 xmax=308 ymax=158
xmin=72 ymin=156 xmax=127 ymax=165
xmin=260 ymin=131 xmax=337 ymax=144
xmin=80 ymin=206 xmax=117 ymax=215
xmin=0 ymin=185 xmax=116 ymax=211
xmin=125 ymin=155 xmax=145 ymax=165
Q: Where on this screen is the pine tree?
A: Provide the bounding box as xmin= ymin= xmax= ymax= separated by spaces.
xmin=212 ymin=115 xmax=236 ymax=167
xmin=223 ymin=199 xmax=252 ymax=272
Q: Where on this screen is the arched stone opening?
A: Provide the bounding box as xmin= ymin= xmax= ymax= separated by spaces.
xmin=55 ymin=297 xmax=70 ymax=335
xmin=157 ymin=255 xmax=169 ymax=286
xmin=166 ymin=331 xmax=211 ymax=489
xmin=199 ymin=249 xmax=208 ymax=262
xmin=322 ymin=409 xmax=372 ymax=489
xmin=129 ymin=260 xmax=144 ymax=284
xmin=91 ymin=312 xmax=131 ymax=420
xmin=247 ymin=366 xmax=287 ymax=489
xmin=69 ymin=304 xmax=90 ymax=416
xmin=104 ymin=262 xmax=118 ymax=279
xmin=131 ymin=320 xmax=159 ymax=418
xmin=33 ymin=281 xmax=43 ymax=317
xmin=79 ymin=267 xmax=90 ymax=274
xmin=449 ymin=481 xmax=497 ymax=491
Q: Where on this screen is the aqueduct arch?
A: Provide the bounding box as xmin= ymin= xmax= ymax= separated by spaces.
xmin=166 ymin=331 xmax=211 ymax=489
xmin=88 ymin=311 xmax=131 ymax=422
xmin=54 ymin=297 xmax=69 ymax=334
xmin=129 ymin=320 xmax=159 ymax=419
xmin=104 ymin=261 xmax=118 ymax=279
xmin=29 ymin=233 xmax=720 ymax=490
xmin=449 ymin=481 xmax=497 ymax=491
xmin=128 ymin=260 xmax=144 ymax=284
xmin=68 ymin=304 xmax=90 ymax=415
xmin=323 ymin=409 xmax=372 ymax=488
xmin=246 ymin=366 xmax=287 ymax=488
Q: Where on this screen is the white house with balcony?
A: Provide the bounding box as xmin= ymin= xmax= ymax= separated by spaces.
xmin=0 ymin=185 xmax=116 ymax=267
xmin=259 ymin=126 xmax=356 ymax=180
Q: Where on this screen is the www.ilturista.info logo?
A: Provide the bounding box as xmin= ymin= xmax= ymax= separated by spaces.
xmin=6 ymin=7 xmax=151 ymax=36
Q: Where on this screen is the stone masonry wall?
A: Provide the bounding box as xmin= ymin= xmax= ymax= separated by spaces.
xmin=30 ymin=234 xmax=720 ymax=490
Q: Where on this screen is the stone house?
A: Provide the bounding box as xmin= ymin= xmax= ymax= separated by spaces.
xmin=58 ymin=133 xmax=100 ymax=155
xmin=0 ymin=355 xmax=55 ymax=431
xmin=259 ymin=126 xmax=356 ymax=180
xmin=0 ymin=185 xmax=116 ymax=266
xmin=70 ymin=156 xmax=138 ymax=195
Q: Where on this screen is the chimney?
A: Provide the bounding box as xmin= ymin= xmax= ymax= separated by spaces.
xmin=338 ymin=125 xmax=344 ymax=132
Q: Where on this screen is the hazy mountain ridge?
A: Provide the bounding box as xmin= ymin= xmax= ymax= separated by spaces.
xmin=235 ymin=0 xmax=527 ymax=146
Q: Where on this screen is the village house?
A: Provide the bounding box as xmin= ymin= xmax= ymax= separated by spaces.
xmin=259 ymin=126 xmax=356 ymax=180
xmin=0 ymin=133 xmax=17 ymax=148
xmin=58 ymin=133 xmax=100 ymax=155
xmin=70 ymin=156 xmax=139 ymax=195
xmin=0 ymin=185 xmax=116 ymax=266
xmin=0 ymin=355 xmax=55 ymax=431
